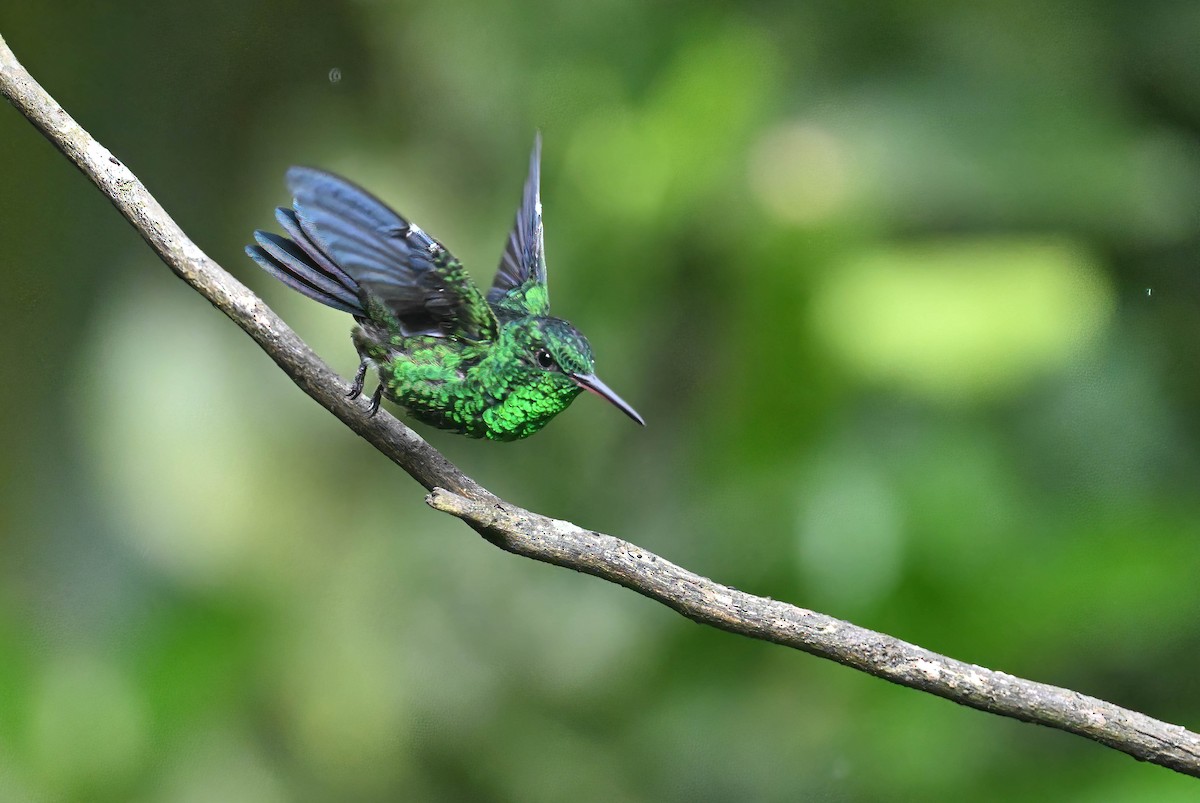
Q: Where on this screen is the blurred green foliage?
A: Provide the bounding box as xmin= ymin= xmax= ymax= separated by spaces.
xmin=2 ymin=0 xmax=1200 ymax=800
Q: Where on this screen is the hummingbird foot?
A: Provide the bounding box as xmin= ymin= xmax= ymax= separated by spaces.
xmin=347 ymin=360 xmax=368 ymax=400
xmin=367 ymin=383 xmax=384 ymax=417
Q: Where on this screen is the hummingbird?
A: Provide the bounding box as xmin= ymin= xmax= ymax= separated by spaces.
xmin=245 ymin=135 xmax=644 ymax=441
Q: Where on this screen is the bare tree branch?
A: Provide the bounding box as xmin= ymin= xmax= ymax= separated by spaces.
xmin=3 ymin=32 xmax=1198 ymax=779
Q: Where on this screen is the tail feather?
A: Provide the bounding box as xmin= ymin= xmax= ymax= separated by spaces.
xmin=246 ymin=210 xmax=366 ymax=317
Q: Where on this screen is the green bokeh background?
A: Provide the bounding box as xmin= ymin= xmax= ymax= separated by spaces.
xmin=3 ymin=1 xmax=1200 ymax=800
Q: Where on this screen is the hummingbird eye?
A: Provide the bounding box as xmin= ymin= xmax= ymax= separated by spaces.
xmin=535 ymin=348 xmax=555 ymax=370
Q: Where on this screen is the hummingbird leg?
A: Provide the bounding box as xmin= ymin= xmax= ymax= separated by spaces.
xmin=347 ymin=360 xmax=369 ymax=400
xmin=367 ymin=383 xmax=384 ymax=417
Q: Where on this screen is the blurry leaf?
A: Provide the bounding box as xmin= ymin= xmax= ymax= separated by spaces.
xmin=811 ymin=238 xmax=1114 ymax=402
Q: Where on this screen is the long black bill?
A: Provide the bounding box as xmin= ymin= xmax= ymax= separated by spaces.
xmin=570 ymin=373 xmax=646 ymax=426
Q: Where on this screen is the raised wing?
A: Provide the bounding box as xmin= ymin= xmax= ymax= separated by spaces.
xmin=285 ymin=167 xmax=498 ymax=341
xmin=488 ymin=134 xmax=549 ymax=315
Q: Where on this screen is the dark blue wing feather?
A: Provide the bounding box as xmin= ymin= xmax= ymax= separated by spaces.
xmin=273 ymin=207 xmax=357 ymax=290
xmin=488 ymin=134 xmax=549 ymax=314
xmin=284 ymin=167 xmax=497 ymax=341
xmin=245 ymin=207 xmax=366 ymax=317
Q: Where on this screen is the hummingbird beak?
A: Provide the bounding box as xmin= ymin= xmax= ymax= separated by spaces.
xmin=569 ymin=372 xmax=646 ymax=426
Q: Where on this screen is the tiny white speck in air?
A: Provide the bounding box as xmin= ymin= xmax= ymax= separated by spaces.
xmin=328 ymin=67 xmax=342 ymax=84
xmin=1146 ymin=287 xmax=1153 ymax=298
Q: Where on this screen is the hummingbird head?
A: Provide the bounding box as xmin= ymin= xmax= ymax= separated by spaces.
xmin=517 ymin=317 xmax=645 ymax=426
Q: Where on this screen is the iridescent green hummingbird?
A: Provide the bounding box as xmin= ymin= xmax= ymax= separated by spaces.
xmin=245 ymin=135 xmax=644 ymax=441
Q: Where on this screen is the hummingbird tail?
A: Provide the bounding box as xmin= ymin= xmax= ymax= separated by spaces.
xmin=245 ymin=207 xmax=366 ymax=317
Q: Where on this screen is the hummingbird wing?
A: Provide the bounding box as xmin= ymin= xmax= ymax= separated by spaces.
xmin=488 ymin=134 xmax=550 ymax=316
xmin=247 ymin=207 xmax=366 ymax=317
xmin=285 ymin=167 xmax=499 ymax=341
